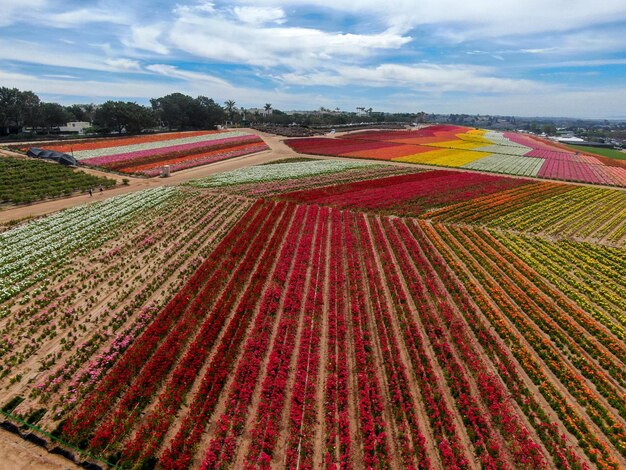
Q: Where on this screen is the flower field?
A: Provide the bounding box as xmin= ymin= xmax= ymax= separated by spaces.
xmin=285 ymin=124 xmax=626 ymax=187
xmin=0 ymin=156 xmax=116 ymax=205
xmin=1 ymin=158 xmax=625 ymax=469
xmin=39 ymin=130 xmax=269 ymax=176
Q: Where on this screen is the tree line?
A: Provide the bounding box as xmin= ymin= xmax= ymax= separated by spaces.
xmin=0 ymin=86 xmax=429 ymax=137
xmin=0 ymin=88 xmax=229 ymax=136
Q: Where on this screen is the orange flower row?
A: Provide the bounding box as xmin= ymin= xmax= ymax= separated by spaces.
xmin=46 ymin=131 xmax=216 ymax=153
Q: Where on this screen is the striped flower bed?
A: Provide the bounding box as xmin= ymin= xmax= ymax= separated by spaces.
xmin=285 ymin=125 xmax=626 ymax=187
xmin=42 ymin=131 xmax=269 ymax=176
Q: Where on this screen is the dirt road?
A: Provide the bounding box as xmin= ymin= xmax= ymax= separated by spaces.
xmin=0 ymin=428 xmax=79 ymax=470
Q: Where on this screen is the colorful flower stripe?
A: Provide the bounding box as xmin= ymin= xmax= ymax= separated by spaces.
xmin=340 ymin=143 xmax=431 ymax=160
xmin=37 ymin=130 xmax=268 ymax=177
xmin=123 ymin=142 xmax=267 ymax=174
xmin=463 ymin=154 xmax=546 ymax=176
xmin=285 ymin=124 xmax=626 ymax=186
xmin=476 ymin=144 xmax=532 ymax=156
xmin=80 ymin=134 xmax=260 ymax=165
xmin=287 ymin=137 xmax=400 ymax=156
xmin=73 ymin=131 xmax=251 ymax=160
xmin=423 ymin=182 xmax=572 ymax=224
xmin=140 ymin=144 xmax=269 ymax=176
xmin=280 ymin=170 xmax=531 ymax=217
xmin=89 ymin=138 xmax=264 ymax=172
xmin=188 ymin=159 xmax=375 ymax=187
xmin=44 ymin=131 xmax=214 ymax=153
xmin=395 ymin=148 xmax=492 ymax=166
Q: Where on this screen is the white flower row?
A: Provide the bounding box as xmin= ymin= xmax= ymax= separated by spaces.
xmin=463 ymin=154 xmax=545 ymax=177
xmin=475 ymin=144 xmax=532 ymax=157
xmin=189 ymin=159 xmax=376 ymax=188
xmin=73 ymin=131 xmax=251 ymax=160
xmin=0 ymin=188 xmax=178 ymax=300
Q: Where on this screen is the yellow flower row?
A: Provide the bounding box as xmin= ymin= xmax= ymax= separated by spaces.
xmin=394 ymin=148 xmax=491 ymax=167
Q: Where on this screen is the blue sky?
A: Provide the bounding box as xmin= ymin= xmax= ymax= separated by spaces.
xmin=1 ymin=0 xmax=625 ymax=118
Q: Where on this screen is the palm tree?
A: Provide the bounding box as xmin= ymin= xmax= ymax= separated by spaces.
xmin=224 ymin=100 xmax=236 ymax=120
xmin=264 ymin=103 xmax=272 ymax=115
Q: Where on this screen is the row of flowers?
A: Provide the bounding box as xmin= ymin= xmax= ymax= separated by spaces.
xmin=322 ymin=209 xmax=351 ymax=467
xmin=0 ymin=188 xmax=177 ymax=301
xmin=342 ymin=211 xmax=392 ymax=468
xmin=385 ymin=218 xmax=525 ymax=467
xmin=426 ymin=222 xmax=621 ymax=467
xmin=70 ymin=131 xmax=250 ymax=160
xmin=494 ymin=233 xmax=626 ymax=342
xmin=411 ymin=220 xmax=587 ymax=468
xmin=280 ymin=170 xmax=529 ymax=217
xmin=490 ymin=186 xmax=626 ymax=246
xmin=36 ymin=130 xmax=269 ymax=177
xmin=2 ymin=190 xmax=201 ymax=386
xmin=188 ymin=159 xmax=375 ymax=188
xmin=423 ymin=182 xmax=569 ymax=224
xmin=354 ymin=213 xmax=431 ymax=467
xmin=60 ymin=200 xmax=273 ymax=443
xmin=39 ymin=130 xmax=212 ymax=154
xmin=457 ymin=227 xmax=626 ymax=410
xmin=119 ymin=202 xmax=294 ymax=466
xmin=160 ymin=204 xmax=306 ymax=469
xmin=200 ymin=205 xmax=316 ymax=468
xmin=285 ymin=126 xmax=626 ymax=187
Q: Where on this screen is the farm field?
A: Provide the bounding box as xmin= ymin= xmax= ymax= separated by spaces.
xmin=30 ymin=130 xmax=269 ymax=176
xmin=1 ymin=159 xmax=626 ymax=469
xmin=285 ymin=124 xmax=626 ymax=187
xmin=0 ymin=156 xmax=116 ymax=206
xmin=563 ymin=145 xmax=626 ymax=161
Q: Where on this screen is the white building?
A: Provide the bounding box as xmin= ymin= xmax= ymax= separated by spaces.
xmin=247 ymin=107 xmax=273 ymax=117
xmin=59 ymin=121 xmax=91 ymax=134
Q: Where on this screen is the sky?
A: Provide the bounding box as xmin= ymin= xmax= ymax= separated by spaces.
xmin=1 ymin=0 xmax=626 ymax=118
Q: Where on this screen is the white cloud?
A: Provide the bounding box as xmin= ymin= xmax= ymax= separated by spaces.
xmin=0 ymin=40 xmax=122 ymax=72
xmin=0 ymin=0 xmax=46 ymax=27
xmin=0 ymin=70 xmax=175 ymax=99
xmin=417 ymin=88 xmax=626 ymax=119
xmin=124 ymin=24 xmax=169 ymax=54
xmin=168 ymin=8 xmax=411 ymax=68
xmin=0 ymin=69 xmax=326 ymax=111
xmin=278 ymin=63 xmax=544 ymax=94
xmin=0 ymin=40 xmax=152 ymax=76
xmin=233 ymin=6 xmax=285 ymax=24
xmin=549 ymin=58 xmax=626 ymax=68
xmin=43 ymin=74 xmax=79 ymax=79
xmin=230 ymin=0 xmax=626 ymax=39
xmin=105 ymin=58 xmax=142 ymax=71
xmin=46 ymin=8 xmax=130 ymax=27
xmin=145 ymin=64 xmax=231 ymax=87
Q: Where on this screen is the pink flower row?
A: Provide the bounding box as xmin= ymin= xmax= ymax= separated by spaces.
xmin=82 ymin=134 xmax=260 ymax=166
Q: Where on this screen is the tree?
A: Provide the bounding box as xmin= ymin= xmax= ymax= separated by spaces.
xmin=21 ymin=91 xmax=42 ymax=129
xmin=151 ymin=93 xmax=196 ymax=130
xmin=65 ymin=104 xmax=93 ymax=122
xmin=264 ymin=103 xmax=272 ymax=113
xmin=192 ymin=96 xmax=224 ymax=128
xmin=0 ymin=87 xmax=23 ymax=134
xmin=224 ymin=100 xmax=236 ymax=121
xmin=94 ymin=101 xmax=155 ymax=134
xmin=151 ymin=93 xmax=223 ymax=130
xmin=41 ymin=103 xmax=71 ymax=132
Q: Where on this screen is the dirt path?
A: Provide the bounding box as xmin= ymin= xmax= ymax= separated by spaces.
xmin=0 ymin=428 xmax=79 ymax=470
